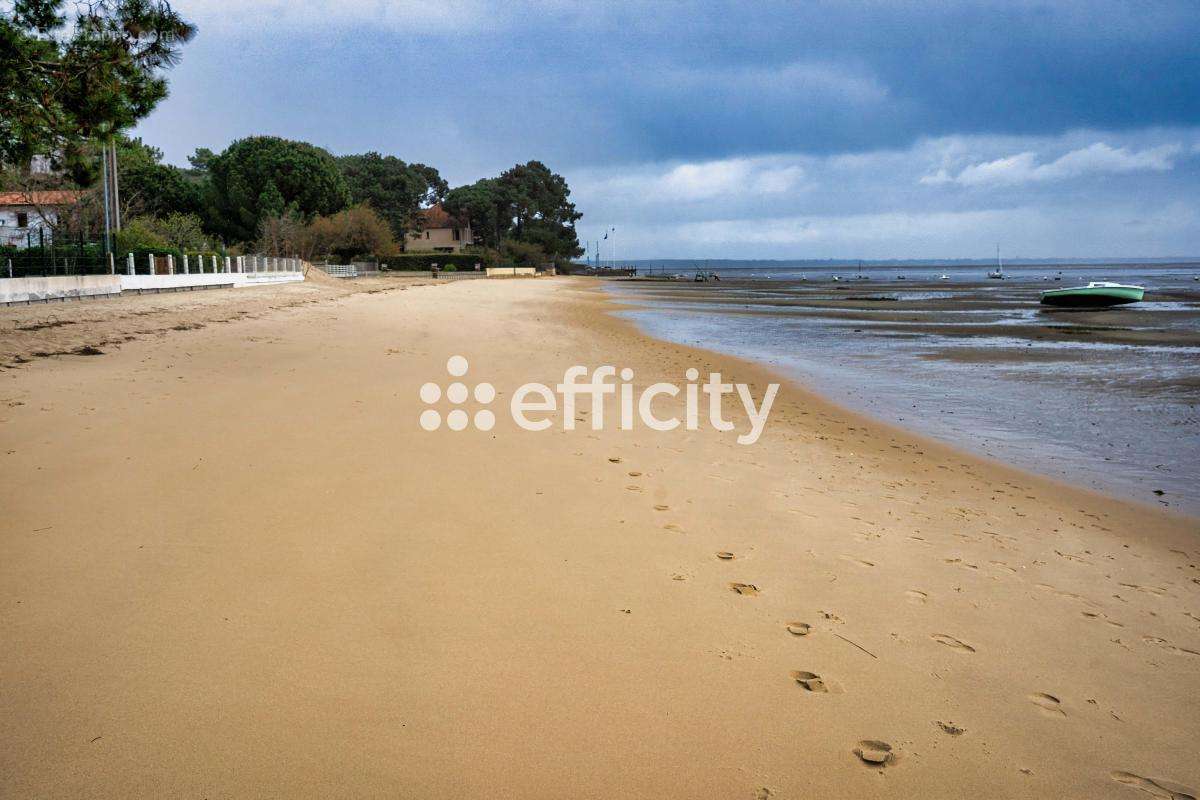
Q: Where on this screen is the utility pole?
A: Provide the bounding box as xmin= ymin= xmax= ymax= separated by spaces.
xmin=100 ymin=142 xmax=112 ymax=255
xmin=109 ymin=140 xmax=121 ymax=232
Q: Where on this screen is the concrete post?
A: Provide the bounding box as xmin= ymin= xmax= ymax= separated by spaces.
xmin=147 ymin=253 xmax=154 ymax=275
xmin=223 ymin=256 xmax=229 ymax=273
xmin=108 ymin=252 xmax=115 ymax=274
xmin=213 ymin=255 xmax=219 ymax=273
xmin=182 ymin=254 xmax=190 ymax=274
xmin=127 ymin=253 xmax=134 ymax=276
xmin=167 ymin=254 xmax=175 ymax=275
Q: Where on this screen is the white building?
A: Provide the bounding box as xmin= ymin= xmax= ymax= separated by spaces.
xmin=0 ymin=191 xmax=82 ymax=247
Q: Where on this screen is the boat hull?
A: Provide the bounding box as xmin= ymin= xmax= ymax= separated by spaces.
xmin=1040 ymin=285 xmax=1144 ymax=307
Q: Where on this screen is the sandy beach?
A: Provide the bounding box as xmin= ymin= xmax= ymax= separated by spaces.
xmin=2 ymin=276 xmax=1198 ymax=798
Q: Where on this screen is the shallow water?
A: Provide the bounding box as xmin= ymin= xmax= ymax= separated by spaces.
xmin=607 ymin=264 xmax=1200 ymax=515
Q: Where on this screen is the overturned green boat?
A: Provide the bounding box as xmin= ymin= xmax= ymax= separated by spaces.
xmin=1040 ymin=281 xmax=1145 ymax=308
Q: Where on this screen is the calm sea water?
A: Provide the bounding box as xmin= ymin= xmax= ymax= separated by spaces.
xmin=607 ymin=264 xmax=1200 ymax=515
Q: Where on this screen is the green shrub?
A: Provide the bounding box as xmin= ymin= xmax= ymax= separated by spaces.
xmin=379 ymin=252 xmax=487 ymax=271
xmin=116 ymin=218 xmax=169 ymax=254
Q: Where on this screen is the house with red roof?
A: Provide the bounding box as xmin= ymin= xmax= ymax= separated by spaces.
xmin=406 ymin=203 xmax=473 ymax=253
xmin=0 ymin=190 xmax=84 ymax=247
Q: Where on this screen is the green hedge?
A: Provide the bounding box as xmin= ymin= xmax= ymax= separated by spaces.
xmin=378 ymin=252 xmax=488 ymax=271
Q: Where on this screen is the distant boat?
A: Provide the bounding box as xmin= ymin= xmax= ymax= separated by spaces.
xmin=938 ymin=274 xmax=951 ymax=281
xmin=1040 ymin=281 xmax=1145 ymax=307
xmin=988 ymin=244 xmax=1004 ymax=279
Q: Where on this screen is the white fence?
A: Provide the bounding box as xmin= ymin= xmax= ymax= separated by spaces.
xmin=122 ymin=253 xmax=303 ymax=277
xmin=322 ymin=264 xmax=358 ymax=278
xmin=2 ymin=256 xmax=306 ymax=303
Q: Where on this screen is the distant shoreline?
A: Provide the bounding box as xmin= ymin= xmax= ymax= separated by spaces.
xmin=620 ymin=257 xmax=1200 ymax=269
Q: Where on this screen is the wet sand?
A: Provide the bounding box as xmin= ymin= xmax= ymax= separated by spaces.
xmin=609 ymin=275 xmax=1200 ymax=511
xmin=1 ymin=277 xmax=1198 ymax=798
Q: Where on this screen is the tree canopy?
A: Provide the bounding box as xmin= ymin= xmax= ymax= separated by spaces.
xmin=0 ymin=4 xmax=591 ymax=258
xmin=206 ymin=136 xmax=351 ymax=243
xmin=444 ymin=160 xmax=582 ymax=261
xmin=336 ymin=153 xmax=447 ymax=243
xmin=1 ymin=0 xmax=195 ymax=182
xmin=116 ymin=136 xmax=203 ymax=220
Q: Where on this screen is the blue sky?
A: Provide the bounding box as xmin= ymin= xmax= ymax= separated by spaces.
xmin=134 ymin=0 xmax=1200 ymax=259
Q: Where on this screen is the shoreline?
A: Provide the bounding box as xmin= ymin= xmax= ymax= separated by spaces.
xmin=593 ymin=281 xmax=1198 ymax=526
xmin=603 ymin=275 xmax=1200 ymax=514
xmin=2 ymin=276 xmax=1197 ymax=798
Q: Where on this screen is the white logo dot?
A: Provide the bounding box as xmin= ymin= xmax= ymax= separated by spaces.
xmin=620 ymin=367 xmax=634 ymax=381
xmin=447 ymin=382 xmax=468 ymax=404
xmin=474 ymin=382 xmax=496 ymax=403
xmin=447 ymin=355 xmax=468 ymax=377
xmin=447 ymin=409 xmax=468 ymax=431
xmin=474 ymin=409 xmax=495 ymax=431
xmin=419 ymin=409 xmax=441 ymax=431
xmin=419 ymin=382 xmax=441 ymax=403
xmin=685 ymin=368 xmax=699 ymax=381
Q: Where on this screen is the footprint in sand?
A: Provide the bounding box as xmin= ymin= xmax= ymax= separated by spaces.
xmin=841 ymin=556 xmax=876 ymax=568
xmin=786 ymin=622 xmax=811 ymax=636
xmin=1119 ymin=583 xmax=1170 ymax=597
xmin=931 ymin=634 xmax=976 ymax=653
xmin=653 ymin=504 xmax=670 ymax=511
xmin=1143 ymin=636 xmax=1200 ymax=657
xmin=608 ymin=457 xmax=622 ymax=464
xmin=1110 ymin=771 xmax=1197 ymax=800
xmin=1029 ymin=693 xmax=1066 ymax=717
xmin=853 ymin=740 xmax=894 ymax=767
xmin=1082 ymin=611 xmax=1124 ymax=628
xmin=663 ymin=523 xmax=684 ymax=533
xmin=906 ymin=589 xmax=929 ymax=604
xmin=729 ymin=582 xmax=759 ymax=596
xmin=936 ymin=721 xmax=965 ymax=736
xmin=627 ymin=471 xmax=642 ymax=477
xmin=716 ymin=551 xmax=735 ymax=560
xmin=625 ymin=485 xmax=643 ymax=492
xmin=791 ymin=670 xmax=840 ymax=693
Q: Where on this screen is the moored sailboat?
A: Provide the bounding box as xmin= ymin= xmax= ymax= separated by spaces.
xmin=1040 ymin=281 xmax=1144 ymax=307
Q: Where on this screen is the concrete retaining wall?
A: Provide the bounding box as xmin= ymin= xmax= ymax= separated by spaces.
xmin=120 ymin=273 xmax=237 ymax=292
xmin=120 ymin=271 xmax=303 ymax=291
xmin=120 ymin=271 xmax=305 ymax=292
xmin=2 ymin=270 xmax=304 ymax=304
xmin=485 ymin=267 xmax=538 ymax=277
xmin=0 ymin=275 xmax=122 ymax=304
